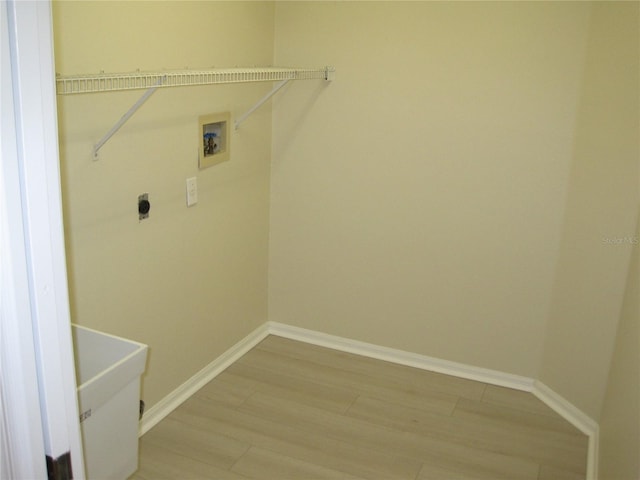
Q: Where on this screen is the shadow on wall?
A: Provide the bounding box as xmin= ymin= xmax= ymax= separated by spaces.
xmin=539 ymin=1 xmax=639 ymax=421
xmin=271 ymin=79 xmax=331 ymax=172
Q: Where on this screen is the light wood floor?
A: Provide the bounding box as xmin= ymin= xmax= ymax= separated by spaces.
xmin=129 ymin=335 xmax=589 ymax=480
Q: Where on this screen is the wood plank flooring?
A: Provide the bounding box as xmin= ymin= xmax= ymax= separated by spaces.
xmin=129 ymin=335 xmax=589 ymax=480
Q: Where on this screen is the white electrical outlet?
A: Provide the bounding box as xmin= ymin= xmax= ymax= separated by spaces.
xmin=186 ymin=177 xmax=197 ymax=206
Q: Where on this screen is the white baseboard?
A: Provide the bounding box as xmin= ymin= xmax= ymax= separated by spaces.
xmin=138 ymin=322 xmax=270 ymax=436
xmin=267 ymin=322 xmax=599 ymax=480
xmin=138 ymin=320 xmax=599 ymax=479
xmin=266 ymin=321 xmax=535 ymax=391
xmin=532 ymin=380 xmax=599 ymax=480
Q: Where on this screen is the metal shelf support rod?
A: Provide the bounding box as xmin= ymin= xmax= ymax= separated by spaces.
xmin=92 ymin=77 xmax=164 ymax=160
xmin=234 ymin=79 xmax=290 ymax=130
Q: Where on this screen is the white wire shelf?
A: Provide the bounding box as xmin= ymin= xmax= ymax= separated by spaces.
xmin=56 ymin=66 xmax=335 ymax=95
xmin=57 ymin=65 xmax=335 ymax=159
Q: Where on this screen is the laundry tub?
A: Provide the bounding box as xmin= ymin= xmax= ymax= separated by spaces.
xmin=72 ymin=324 xmax=147 ymax=479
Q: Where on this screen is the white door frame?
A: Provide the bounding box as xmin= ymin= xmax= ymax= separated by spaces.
xmin=1 ymin=0 xmax=84 ymax=478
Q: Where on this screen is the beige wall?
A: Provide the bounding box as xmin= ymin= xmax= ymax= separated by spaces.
xmin=539 ymin=1 xmax=639 ymax=420
xmin=53 ymin=1 xmax=275 ymax=408
xmin=270 ymin=2 xmax=590 ymax=378
xmin=598 ymin=210 xmax=639 ymax=480
xmin=55 ymin=1 xmax=638 ymax=435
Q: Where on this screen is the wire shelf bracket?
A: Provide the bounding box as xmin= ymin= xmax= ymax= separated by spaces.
xmin=55 ymin=66 xmax=335 ymax=160
xmin=234 ymin=79 xmax=290 ymax=130
xmin=91 ymin=76 xmax=165 ymax=160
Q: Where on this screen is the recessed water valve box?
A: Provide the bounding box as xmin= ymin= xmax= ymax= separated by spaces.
xmin=199 ymin=112 xmax=230 ymax=169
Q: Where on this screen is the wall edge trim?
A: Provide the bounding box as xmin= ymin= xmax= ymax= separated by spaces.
xmin=267 ymin=321 xmax=534 ymax=390
xmin=138 ymin=323 xmax=270 ymax=436
xmin=532 ymin=380 xmax=600 ymax=480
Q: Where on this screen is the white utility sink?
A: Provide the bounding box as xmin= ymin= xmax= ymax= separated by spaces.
xmin=72 ymin=324 xmax=147 ymax=479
